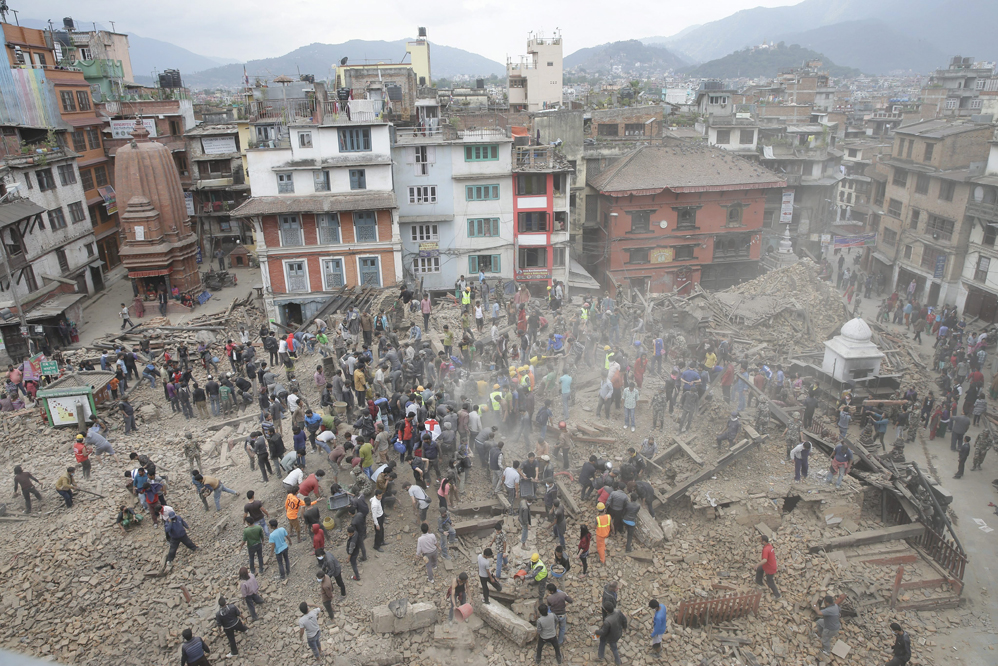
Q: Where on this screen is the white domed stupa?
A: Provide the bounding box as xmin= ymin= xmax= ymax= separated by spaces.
xmin=821 ymin=317 xmax=884 ymax=383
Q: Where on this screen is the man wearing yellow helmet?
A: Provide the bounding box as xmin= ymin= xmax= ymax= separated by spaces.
xmin=529 ymin=552 xmax=548 ymax=601
xmin=73 ymin=433 xmax=92 ymax=480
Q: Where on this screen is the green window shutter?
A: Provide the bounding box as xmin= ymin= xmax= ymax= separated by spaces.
xmin=468 ymin=219 xmax=475 ymax=236
xmin=465 ymin=147 xmax=473 ymax=161
xmin=466 ymin=185 xmax=473 ymax=200
xmin=469 ymin=256 xmax=478 ymax=273
xmin=490 ymin=145 xmax=497 ymax=159
xmin=492 ymin=255 xmax=501 ymax=272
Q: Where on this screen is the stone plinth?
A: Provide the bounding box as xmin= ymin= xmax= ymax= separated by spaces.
xmin=371 ymin=602 xmax=437 ymax=634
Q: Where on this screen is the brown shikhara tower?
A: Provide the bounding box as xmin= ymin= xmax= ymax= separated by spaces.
xmin=115 ymin=120 xmax=200 ymax=295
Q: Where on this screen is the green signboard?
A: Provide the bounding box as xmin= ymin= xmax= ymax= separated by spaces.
xmin=40 ymin=361 xmax=59 ymax=376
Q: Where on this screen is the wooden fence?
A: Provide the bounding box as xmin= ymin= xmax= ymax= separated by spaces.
xmin=675 ymin=591 xmax=763 ymax=627
xmin=883 ymin=491 xmax=967 ymax=588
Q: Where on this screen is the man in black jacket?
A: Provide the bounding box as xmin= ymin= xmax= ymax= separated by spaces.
xmin=264 ymin=332 xmax=279 ymax=366
xmin=596 ymin=607 xmax=627 ymax=666
xmin=205 ymin=376 xmax=221 ymax=416
xmin=251 ymin=433 xmax=271 ymax=482
xmin=886 ymin=622 xmax=911 ymax=666
xmin=214 ymin=596 xmax=247 ymax=658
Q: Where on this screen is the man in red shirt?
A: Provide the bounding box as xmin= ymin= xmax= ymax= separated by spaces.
xmin=754 ymin=535 xmax=781 ymax=599
xmin=298 ymin=469 xmax=325 ymax=500
xmin=73 ymin=434 xmax=92 ymax=480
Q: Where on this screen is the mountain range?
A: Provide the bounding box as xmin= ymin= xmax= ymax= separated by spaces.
xmin=182 ymin=39 xmax=505 ymax=88
xmin=642 ymin=0 xmax=998 ymax=74
xmin=564 ymin=40 xmax=686 ymax=76
xmin=684 ymin=43 xmax=859 ymax=79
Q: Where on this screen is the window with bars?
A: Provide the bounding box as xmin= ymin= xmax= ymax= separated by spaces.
xmin=359 ymin=256 xmax=381 ymax=285
xmin=60 ymin=91 xmax=76 ymax=112
xmin=412 ymin=257 xmax=440 ymax=274
xmin=516 ymin=174 xmax=546 ymax=195
xmin=882 ymin=227 xmax=898 ymax=247
xmin=675 ymin=245 xmax=696 ymax=260
xmin=72 ymin=131 xmax=87 ymax=153
xmin=915 ymin=174 xmax=929 ymax=195
xmin=675 ymin=207 xmax=698 ymax=230
xmin=279 ymin=215 xmax=303 ymax=246
xmin=975 ymin=255 xmax=990 ymax=282
xmin=464 ymin=145 xmax=498 ymax=161
xmin=518 ymin=211 xmax=548 ymax=233
xmin=624 ymin=124 xmax=645 ymax=136
xmin=628 ymin=210 xmax=651 ymax=233
xmin=48 ymin=207 xmax=68 ymax=230
xmin=322 ymin=258 xmax=345 ymax=289
xmin=408 ymin=186 xmax=437 ymax=204
xmin=94 ymin=165 xmax=108 ymax=188
xmin=317 ymin=214 xmax=340 ymax=244
xmin=80 ymin=168 xmax=93 ymax=192
xmin=469 ymin=254 xmax=501 ymax=273
xmin=518 ymin=247 xmax=547 ymax=268
xmin=58 ymin=164 xmax=77 ymax=186
xmin=627 ymin=248 xmax=649 ymax=264
xmin=298 ymin=131 xmax=312 ymax=148
xmin=411 ymin=224 xmax=438 ymax=242
xmin=277 ymin=173 xmax=294 ymax=193
xmin=76 ymin=91 xmax=91 ymax=111
xmin=926 ymin=214 xmax=955 ymax=241
xmin=887 ymin=198 xmax=903 ymax=218
xmin=68 ymin=201 xmax=86 ymax=224
xmin=920 ymin=247 xmax=947 ymax=271
xmin=740 ymin=129 xmax=755 ymax=144
xmin=466 ymin=184 xmax=499 ymax=201
xmin=468 ymin=218 xmax=500 ymax=237
xmin=36 ymin=169 xmax=56 ymax=191
xmin=285 ymin=261 xmax=308 ymax=292
xmin=349 ymin=169 xmax=366 ymax=190
xmin=938 ymin=181 xmax=956 ymax=202
xmin=338 ymin=128 xmax=371 ymax=152
xmin=354 ymin=212 xmax=378 ymax=242
xmin=597 ymin=124 xmax=618 ymax=136
xmin=86 ymin=127 xmax=101 ymax=151
xmin=715 ymin=129 xmax=730 ymax=145
xmin=313 ymin=170 xmax=330 ymax=192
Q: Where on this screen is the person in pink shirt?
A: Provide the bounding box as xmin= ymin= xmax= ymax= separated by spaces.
xmin=7 ymin=364 xmax=23 ymax=396
xmin=421 ymin=294 xmax=432 ymax=331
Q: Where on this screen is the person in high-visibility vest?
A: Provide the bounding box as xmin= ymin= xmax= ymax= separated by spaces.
xmin=489 ymin=384 xmax=503 ymax=427
xmin=530 ymin=552 xmax=548 ymax=601
xmin=461 ymin=288 xmax=472 ymax=312
xmin=595 ymin=502 xmax=612 ymax=564
xmin=604 ymin=346 xmax=613 ymax=371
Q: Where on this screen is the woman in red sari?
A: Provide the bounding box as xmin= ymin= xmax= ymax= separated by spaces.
xmin=633 ymin=353 xmax=648 ymax=388
xmin=928 ymin=404 xmax=943 ymax=439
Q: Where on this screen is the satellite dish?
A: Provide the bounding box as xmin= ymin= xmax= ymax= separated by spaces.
xmin=974 ymin=185 xmax=985 ymax=202
xmin=340 ymin=57 xmax=349 ymax=66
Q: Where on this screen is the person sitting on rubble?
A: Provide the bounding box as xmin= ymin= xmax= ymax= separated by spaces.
xmin=116 ymin=505 xmax=143 ymax=532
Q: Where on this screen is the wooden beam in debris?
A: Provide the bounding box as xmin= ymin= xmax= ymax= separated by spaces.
xmin=808 ymin=523 xmax=926 ymax=553
xmin=660 ymin=436 xmax=764 ymax=507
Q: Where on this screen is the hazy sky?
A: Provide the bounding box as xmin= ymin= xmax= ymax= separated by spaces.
xmin=25 ymin=0 xmax=800 ymax=62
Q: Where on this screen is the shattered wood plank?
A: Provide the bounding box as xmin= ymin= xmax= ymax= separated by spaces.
xmin=677 ymin=439 xmax=704 ymax=466
xmin=574 ymin=424 xmax=603 ymax=436
xmin=660 ymin=437 xmax=762 ymax=507
xmin=554 ymin=478 xmax=580 ymax=516
xmin=809 ymin=524 xmax=926 ymax=553
xmin=206 ymin=413 xmax=259 ymax=432
xmin=574 ymin=436 xmax=616 ymax=444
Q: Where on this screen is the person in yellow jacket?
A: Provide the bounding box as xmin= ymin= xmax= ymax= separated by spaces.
xmin=595 ymin=502 xmax=612 ymax=564
xmin=530 ymin=552 xmax=549 ymax=600
xmin=489 ymin=384 xmax=503 ymax=427
xmin=461 ymin=288 xmax=472 ymax=312
xmin=604 ymin=346 xmax=613 ymax=371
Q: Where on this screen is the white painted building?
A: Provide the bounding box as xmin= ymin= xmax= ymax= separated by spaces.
xmin=507 ymin=32 xmax=563 ymax=112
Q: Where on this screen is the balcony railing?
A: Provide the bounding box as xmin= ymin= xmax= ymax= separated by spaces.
xmin=459 ymin=128 xmax=510 ymax=140
xmin=968 ymin=200 xmax=998 ymax=222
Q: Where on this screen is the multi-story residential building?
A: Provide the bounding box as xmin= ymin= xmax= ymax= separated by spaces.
xmin=871 ymin=118 xmax=992 ymax=306
xmin=958 ymin=128 xmax=998 ymax=320
xmin=512 ymin=144 xmax=572 ymax=294
xmin=507 ymin=32 xmax=563 ymax=112
xmin=183 ymin=124 xmax=251 ymax=259
xmin=835 ymin=138 xmax=891 ymax=229
xmin=393 ymin=124 xmax=514 ymax=292
xmin=2 ymin=23 xmax=53 ymax=68
xmin=758 ymin=123 xmax=843 ymax=252
xmin=919 ymin=57 xmax=993 ymax=120
xmin=588 ymin=143 xmax=785 ymax=295
xmin=234 ymin=117 xmax=401 ymax=326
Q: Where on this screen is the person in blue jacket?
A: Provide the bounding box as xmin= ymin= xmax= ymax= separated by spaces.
xmin=649 ymin=598 xmax=667 ymax=655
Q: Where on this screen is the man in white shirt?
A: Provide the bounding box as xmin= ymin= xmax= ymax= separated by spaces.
xmin=287 ymin=393 xmax=300 ymax=412
xmin=371 ymin=490 xmax=386 ymax=551
xmin=406 ymin=482 xmax=431 ymax=524
xmin=283 ymin=467 xmax=304 ymax=494
xmin=790 ymin=441 xmax=811 ymax=482
xmin=468 ymin=408 xmax=482 ymax=437
xmin=498 ymin=461 xmax=521 ymax=510
xmin=278 ymin=338 xmax=289 ymax=365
